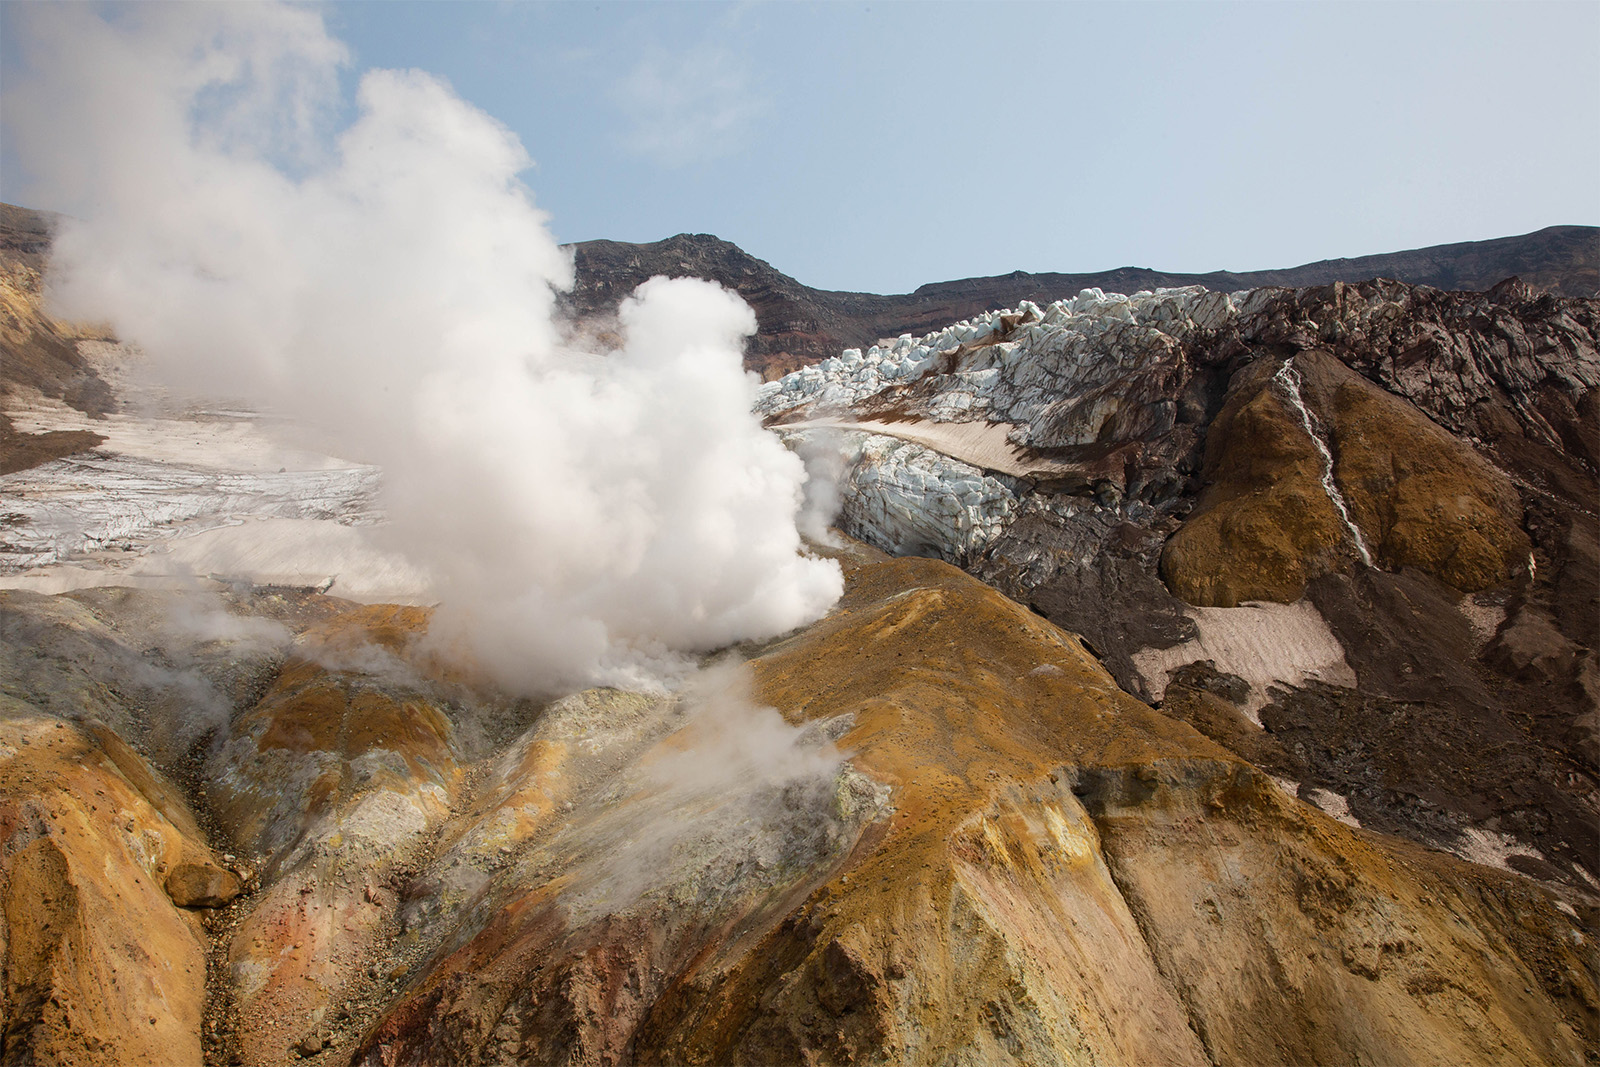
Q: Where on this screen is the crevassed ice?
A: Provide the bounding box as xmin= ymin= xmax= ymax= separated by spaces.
xmin=757 ymin=285 xmax=1244 ymax=566
xmin=754 ymin=286 xmax=1240 ymax=429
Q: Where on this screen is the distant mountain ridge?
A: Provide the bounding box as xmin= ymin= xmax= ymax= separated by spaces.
xmin=3 ymin=202 xmax=1594 ymax=381
xmin=564 ymin=225 xmax=1599 ymax=378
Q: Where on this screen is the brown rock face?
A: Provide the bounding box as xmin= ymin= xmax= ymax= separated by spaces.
xmin=1160 ymin=359 xmax=1354 ymax=606
xmin=354 ymin=668 xmax=885 ymax=1066
xmin=0 ymin=204 xmax=116 ymax=429
xmin=1306 ymin=349 xmax=1531 ymax=590
xmin=339 ymin=549 xmax=1596 ymax=1066
xmin=636 ymin=554 xmax=1221 ymax=1066
xmin=661 ymin=553 xmax=1594 ymax=1066
xmin=0 ymin=558 xmax=1594 ymax=1065
xmin=1162 ymin=348 xmax=1534 ymax=606
xmin=1084 ymin=761 xmax=1597 ymax=1067
xmin=0 ymin=710 xmax=230 ymax=1066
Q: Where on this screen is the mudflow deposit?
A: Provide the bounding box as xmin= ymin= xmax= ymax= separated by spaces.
xmin=3 ymin=200 xmax=1599 ymax=1066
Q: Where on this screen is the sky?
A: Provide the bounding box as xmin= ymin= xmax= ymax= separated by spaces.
xmin=4 ymin=1 xmax=1598 ymax=294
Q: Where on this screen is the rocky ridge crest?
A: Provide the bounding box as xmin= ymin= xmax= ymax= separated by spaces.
xmin=564 ymin=224 xmax=1598 ymax=377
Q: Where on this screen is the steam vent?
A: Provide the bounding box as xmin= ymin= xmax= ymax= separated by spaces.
xmin=3 ymin=189 xmax=1599 ymax=1067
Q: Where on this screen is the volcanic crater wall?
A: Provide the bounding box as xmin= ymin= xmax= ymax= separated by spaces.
xmin=562 ymin=224 xmax=1598 ymax=377
xmin=762 ymin=275 xmax=1600 ymax=899
xmin=3 ymin=204 xmax=1599 ymax=1065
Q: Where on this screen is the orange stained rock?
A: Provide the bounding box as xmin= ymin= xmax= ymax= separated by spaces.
xmin=644 ymin=550 xmax=1597 ymax=1066
xmin=1161 ymin=359 xmax=1351 ymax=606
xmin=210 ymin=606 xmax=469 ymax=1067
xmin=0 ymin=713 xmax=230 ymax=1066
xmin=1309 ymin=349 xmax=1531 ymax=590
xmin=1163 ymin=349 xmax=1535 ymax=606
xmin=438 ymin=738 xmax=569 ymax=853
xmin=289 ymin=601 xmax=493 ymax=692
xmin=753 ymin=554 xmax=1233 ymax=836
xmin=294 ymin=602 xmax=433 ymax=660
xmin=215 ymin=653 xmax=461 ymax=865
xmin=227 ymin=866 xmax=392 ymax=1066
xmin=1090 ymin=764 xmax=1600 ymax=1066
xmin=345 ymin=547 xmax=1596 ymax=1066
xmin=636 ymin=552 xmax=1222 ymax=1064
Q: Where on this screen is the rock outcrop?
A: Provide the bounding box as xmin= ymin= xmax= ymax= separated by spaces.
xmin=0 ymin=205 xmax=115 ymax=423
xmin=2 ymin=550 xmax=1594 ymax=1066
xmin=1161 ymin=348 xmax=1533 ymax=605
xmin=0 ymin=710 xmax=234 ymax=1065
xmin=1159 ymin=355 xmax=1362 ymax=606
xmin=762 ymin=276 xmax=1599 ymax=898
xmin=208 ymin=605 xmax=466 ymax=1066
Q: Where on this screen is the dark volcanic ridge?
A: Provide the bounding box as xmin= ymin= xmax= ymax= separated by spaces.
xmin=562 ymin=224 xmax=1600 ymax=378
xmin=6 ymin=200 xmax=1594 ymax=385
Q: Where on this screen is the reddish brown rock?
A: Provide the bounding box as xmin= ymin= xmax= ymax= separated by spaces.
xmin=1160 ymin=358 xmax=1354 ymax=606
xmin=1298 ymin=347 xmax=1533 ymax=591
xmin=206 ymin=603 xmax=464 ymax=1067
xmin=1163 ymin=348 xmax=1534 ymax=607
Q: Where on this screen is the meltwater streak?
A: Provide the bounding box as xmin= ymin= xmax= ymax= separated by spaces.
xmin=1273 ymin=359 xmax=1374 ymax=567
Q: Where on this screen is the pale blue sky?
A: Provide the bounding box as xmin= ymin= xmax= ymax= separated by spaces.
xmin=5 ymin=1 xmax=1598 ymax=293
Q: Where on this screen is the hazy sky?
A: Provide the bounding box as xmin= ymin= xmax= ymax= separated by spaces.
xmin=5 ymin=1 xmax=1598 ymax=293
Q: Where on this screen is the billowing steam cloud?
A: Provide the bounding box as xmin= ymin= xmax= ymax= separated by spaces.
xmin=4 ymin=4 xmax=843 ymax=694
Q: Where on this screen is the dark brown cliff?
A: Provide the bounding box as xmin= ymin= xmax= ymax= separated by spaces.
xmin=563 ymin=225 xmax=1599 ymax=377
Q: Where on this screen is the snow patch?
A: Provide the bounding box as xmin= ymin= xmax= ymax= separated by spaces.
xmin=1452 ymin=826 xmax=1548 ymax=876
xmin=1303 ymin=788 xmax=1361 ymax=828
xmin=1130 ymin=600 xmax=1358 ymax=724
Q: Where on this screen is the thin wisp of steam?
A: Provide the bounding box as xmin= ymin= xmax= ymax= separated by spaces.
xmin=793 ymin=428 xmax=848 ymax=547
xmin=563 ymin=660 xmax=860 ymax=919
xmin=4 ymin=3 xmax=843 ymax=696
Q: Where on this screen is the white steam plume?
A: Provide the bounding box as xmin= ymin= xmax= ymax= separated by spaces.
xmin=3 ymin=3 xmax=843 ymax=695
